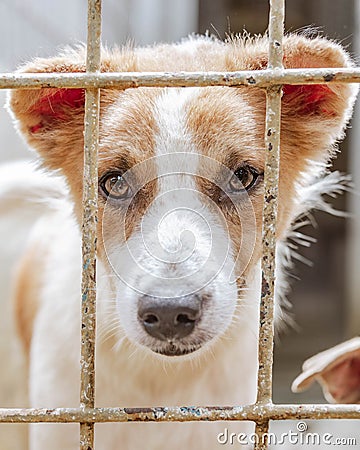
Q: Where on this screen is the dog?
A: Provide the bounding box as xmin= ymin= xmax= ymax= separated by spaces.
xmin=1 ymin=33 xmax=358 ymax=449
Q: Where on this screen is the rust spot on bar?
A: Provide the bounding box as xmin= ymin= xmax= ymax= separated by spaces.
xmin=324 ymin=73 xmax=335 ymax=82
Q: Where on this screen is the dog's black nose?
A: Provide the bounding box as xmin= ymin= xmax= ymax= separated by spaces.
xmin=138 ymin=294 xmax=203 ymax=340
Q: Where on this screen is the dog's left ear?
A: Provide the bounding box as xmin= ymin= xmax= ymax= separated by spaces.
xmin=228 ymin=34 xmax=358 ymax=163
xmin=280 ymin=35 xmax=358 ymax=158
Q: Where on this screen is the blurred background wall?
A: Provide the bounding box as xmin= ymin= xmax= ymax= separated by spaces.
xmin=0 ymin=1 xmax=359 ymax=448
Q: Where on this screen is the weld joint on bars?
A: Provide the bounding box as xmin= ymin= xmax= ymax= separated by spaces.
xmin=1 ymin=68 xmax=360 ymax=90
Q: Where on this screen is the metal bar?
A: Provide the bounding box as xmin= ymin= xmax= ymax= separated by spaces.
xmin=80 ymin=1 xmax=101 ymax=449
xmin=0 ymin=67 xmax=359 ymax=90
xmin=255 ymin=0 xmax=285 ymax=447
xmin=257 ymin=0 xmax=284 ymax=405
xmin=0 ymin=404 xmax=359 ymax=423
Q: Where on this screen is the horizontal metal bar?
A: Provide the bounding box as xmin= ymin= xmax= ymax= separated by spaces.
xmin=0 ymin=67 xmax=360 ymax=90
xmin=0 ymin=404 xmax=359 ymax=424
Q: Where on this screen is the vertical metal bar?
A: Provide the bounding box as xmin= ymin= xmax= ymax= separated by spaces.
xmin=255 ymin=0 xmax=284 ymax=448
xmin=80 ymin=0 xmax=101 ymax=449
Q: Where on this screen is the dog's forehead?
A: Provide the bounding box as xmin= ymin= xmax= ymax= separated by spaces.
xmin=98 ymin=88 xmax=158 ymax=169
xmin=98 ymin=86 xmax=264 ymax=177
xmin=153 ymin=88 xmax=199 ymax=184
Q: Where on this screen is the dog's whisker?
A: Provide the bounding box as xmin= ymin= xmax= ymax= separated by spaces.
xmin=111 ymin=335 xmax=128 ymax=353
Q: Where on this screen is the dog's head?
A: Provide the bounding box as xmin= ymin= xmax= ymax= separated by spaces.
xmin=9 ymin=35 xmax=357 ymax=357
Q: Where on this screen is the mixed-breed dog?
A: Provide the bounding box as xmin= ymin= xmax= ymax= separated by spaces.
xmin=1 ymin=33 xmax=360 ymax=449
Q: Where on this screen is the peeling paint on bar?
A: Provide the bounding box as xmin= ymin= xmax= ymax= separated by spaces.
xmin=80 ymin=0 xmax=101 ymax=449
xmin=0 ymin=68 xmax=360 ymax=90
xmin=0 ymin=404 xmax=359 ymax=423
xmin=256 ymin=0 xmax=285 ymax=448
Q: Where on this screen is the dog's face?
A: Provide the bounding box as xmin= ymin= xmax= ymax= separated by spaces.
xmin=98 ymin=87 xmax=262 ymax=356
xmin=10 ymin=35 xmax=357 ymax=357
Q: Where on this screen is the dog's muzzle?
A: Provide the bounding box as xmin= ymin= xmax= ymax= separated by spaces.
xmin=137 ymin=293 xmax=207 ymax=356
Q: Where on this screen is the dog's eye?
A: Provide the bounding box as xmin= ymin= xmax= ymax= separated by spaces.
xmin=228 ymin=166 xmax=260 ymax=193
xmin=99 ymin=172 xmax=132 ymax=200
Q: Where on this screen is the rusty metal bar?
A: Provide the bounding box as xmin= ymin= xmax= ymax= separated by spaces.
xmin=255 ymin=0 xmax=285 ymax=448
xmin=80 ymin=0 xmax=101 ymax=449
xmin=257 ymin=0 xmax=285 ymax=406
xmin=0 ymin=404 xmax=359 ymax=423
xmin=0 ymin=67 xmax=360 ymax=90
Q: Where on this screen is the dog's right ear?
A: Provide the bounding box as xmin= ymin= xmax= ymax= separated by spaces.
xmin=9 ymin=51 xmax=88 ymax=171
xmin=8 ymin=48 xmax=136 ymax=171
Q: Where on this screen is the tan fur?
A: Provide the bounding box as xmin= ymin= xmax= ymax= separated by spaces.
xmin=13 ymin=241 xmax=44 ymax=354
xmin=98 ymin=88 xmax=159 ymax=243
